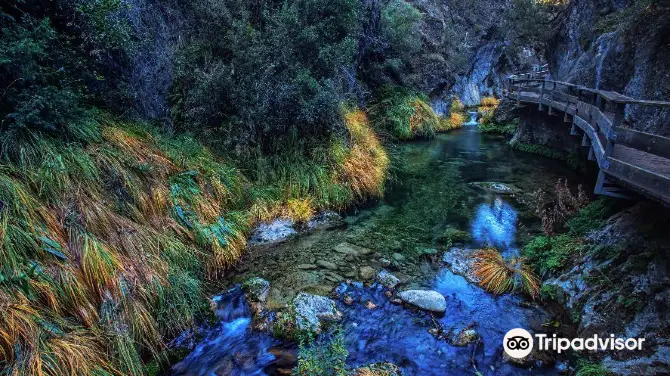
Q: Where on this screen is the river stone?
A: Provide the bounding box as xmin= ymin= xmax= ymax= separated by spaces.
xmin=241 ymin=277 xmax=270 ymax=303
xmin=307 ymin=211 xmax=344 ymax=231
xmin=398 ymin=290 xmax=446 ymax=313
xmin=297 ymin=264 xmax=318 ymax=270
xmin=450 ymin=328 xmax=479 ymax=346
xmin=359 ymin=266 xmax=376 ymax=280
xmin=376 ymin=270 xmax=400 ymax=289
xmin=248 ymin=218 xmax=297 ymax=246
xmin=316 ymin=260 xmax=338 ymax=270
xmin=333 ymin=242 xmax=372 ymax=256
xmin=292 ymin=292 xmax=341 ymax=333
xmin=392 ymin=253 xmax=406 ymax=262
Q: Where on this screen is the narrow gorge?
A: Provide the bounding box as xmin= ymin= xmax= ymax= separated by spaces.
xmin=0 ymin=1 xmax=668 ymax=376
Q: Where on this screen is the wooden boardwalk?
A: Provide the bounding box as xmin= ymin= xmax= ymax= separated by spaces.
xmin=507 ymin=75 xmax=670 ymax=204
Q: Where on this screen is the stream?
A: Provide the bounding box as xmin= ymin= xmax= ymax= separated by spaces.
xmin=170 ymin=127 xmax=583 ymax=375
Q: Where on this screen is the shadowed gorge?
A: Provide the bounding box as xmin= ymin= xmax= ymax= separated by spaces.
xmin=1 ymin=1 xmax=669 ymax=375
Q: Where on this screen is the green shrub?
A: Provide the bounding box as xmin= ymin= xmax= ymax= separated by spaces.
xmin=370 ymin=85 xmax=439 ymax=140
xmin=523 ymin=234 xmax=586 ymax=275
xmin=294 ymin=330 xmax=348 ymax=376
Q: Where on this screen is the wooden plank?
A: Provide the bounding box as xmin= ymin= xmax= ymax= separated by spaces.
xmin=614 ymin=128 xmax=670 ymax=160
xmin=607 ymin=158 xmax=670 ymax=202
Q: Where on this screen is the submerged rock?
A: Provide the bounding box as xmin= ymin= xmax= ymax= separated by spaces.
xmin=316 ymin=260 xmax=338 ymax=270
xmin=333 ymin=242 xmax=372 ymax=256
xmin=350 ymin=362 xmax=402 ymax=376
xmin=441 ymin=247 xmax=479 ymax=284
xmin=449 ymin=328 xmax=479 ymax=347
xmin=376 ymin=270 xmax=401 ymax=289
xmin=292 ymin=292 xmax=341 ymax=333
xmin=469 ymin=181 xmax=520 ymax=195
xmin=398 ymin=290 xmax=446 ymax=313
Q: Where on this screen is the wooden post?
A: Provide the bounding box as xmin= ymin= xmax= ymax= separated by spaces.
xmin=603 ymin=102 xmax=625 ymax=170
xmin=539 ymin=81 xmax=546 ymax=111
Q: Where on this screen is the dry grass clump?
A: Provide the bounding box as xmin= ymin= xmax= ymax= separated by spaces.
xmin=339 ymin=109 xmax=390 ymax=200
xmin=480 ymin=96 xmax=500 ymax=108
xmin=533 ymin=178 xmax=590 ymax=236
xmin=471 ymin=249 xmax=540 ymax=298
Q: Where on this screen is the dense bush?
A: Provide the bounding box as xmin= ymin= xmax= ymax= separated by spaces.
xmin=369 ymin=85 xmax=440 ymax=139
xmin=0 ymin=1 xmax=131 ymax=164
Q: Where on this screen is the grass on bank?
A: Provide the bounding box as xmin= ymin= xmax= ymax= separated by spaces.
xmin=0 ymin=108 xmax=389 ymax=375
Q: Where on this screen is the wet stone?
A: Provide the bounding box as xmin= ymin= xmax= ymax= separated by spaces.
xmin=392 ymin=253 xmax=406 ymax=262
xmin=359 ymin=266 xmax=376 ymax=280
xmin=297 ymin=264 xmax=318 ymax=270
xmin=316 ymin=260 xmax=338 ymax=270
xmin=398 ymin=290 xmax=446 ymax=313
xmin=376 ymin=269 xmax=401 ymax=289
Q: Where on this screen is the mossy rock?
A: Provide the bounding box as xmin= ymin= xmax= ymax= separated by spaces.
xmin=436 ymin=228 xmax=472 ymax=244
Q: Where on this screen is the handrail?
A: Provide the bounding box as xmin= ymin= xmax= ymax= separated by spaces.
xmin=509 ymin=78 xmax=670 ymax=107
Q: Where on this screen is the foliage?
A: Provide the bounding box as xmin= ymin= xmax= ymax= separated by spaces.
xmin=502 ymin=0 xmax=568 ymax=52
xmin=0 ymin=1 xmax=131 ymax=163
xmin=523 ymin=234 xmax=586 ymax=275
xmin=566 ymin=198 xmax=617 ymax=236
xmin=532 ymin=178 xmax=590 ymax=236
xmin=370 ymin=86 xmax=439 ymax=139
xmin=294 ymin=329 xmax=349 ymax=376
xmin=511 ymin=142 xmax=583 ymax=171
xmin=471 ymin=249 xmax=540 ymax=298
xmin=575 ymin=361 xmax=612 ymax=376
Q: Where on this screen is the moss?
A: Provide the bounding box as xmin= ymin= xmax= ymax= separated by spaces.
xmin=566 ymin=198 xmax=618 ymax=236
xmin=511 ymin=142 xmax=584 ymax=171
xmin=575 ymin=361 xmax=612 ymax=376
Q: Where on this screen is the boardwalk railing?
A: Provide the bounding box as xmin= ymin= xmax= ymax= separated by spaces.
xmin=506 ymin=75 xmax=670 ymax=204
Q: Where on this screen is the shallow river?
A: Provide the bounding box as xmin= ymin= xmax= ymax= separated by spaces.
xmin=171 ymin=127 xmax=585 ymax=375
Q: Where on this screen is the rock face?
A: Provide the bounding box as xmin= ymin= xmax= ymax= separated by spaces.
xmin=544 ymin=203 xmax=670 ymax=375
xmin=398 ymin=290 xmax=446 ymax=313
xmin=510 ymin=107 xmax=584 ymax=155
xmin=546 ymin=0 xmax=670 ymax=135
xmin=292 ymin=293 xmax=341 ymax=333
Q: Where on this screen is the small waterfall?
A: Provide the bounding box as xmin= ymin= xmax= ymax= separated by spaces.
xmin=595 ymin=32 xmax=616 ymax=90
xmin=464 ymin=111 xmax=479 ymax=126
xmin=171 ymin=287 xmax=286 ymax=376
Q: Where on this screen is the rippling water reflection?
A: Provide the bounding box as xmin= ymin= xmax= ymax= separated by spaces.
xmin=472 ymin=198 xmax=518 ymax=250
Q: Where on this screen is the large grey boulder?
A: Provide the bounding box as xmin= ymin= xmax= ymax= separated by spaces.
xmin=292 ymin=293 xmax=341 ymax=333
xmin=398 ymin=290 xmax=446 ymax=313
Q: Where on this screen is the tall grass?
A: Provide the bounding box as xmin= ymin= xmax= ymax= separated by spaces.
xmin=0 ymin=106 xmax=391 ymax=374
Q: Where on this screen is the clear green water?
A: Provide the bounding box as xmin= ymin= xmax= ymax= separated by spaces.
xmin=175 ymin=127 xmax=585 ymax=375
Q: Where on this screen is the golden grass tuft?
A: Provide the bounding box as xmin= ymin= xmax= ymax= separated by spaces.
xmin=339 ymin=109 xmax=390 ymax=200
xmin=471 ymin=249 xmax=540 ymax=298
xmin=480 ymin=96 xmax=500 ymax=108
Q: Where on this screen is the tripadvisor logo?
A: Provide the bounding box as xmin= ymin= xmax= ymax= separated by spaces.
xmin=503 ymin=328 xmax=646 ymax=359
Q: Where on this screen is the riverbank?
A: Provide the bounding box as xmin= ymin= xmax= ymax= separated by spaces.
xmin=170 ymin=126 xmax=587 ymax=375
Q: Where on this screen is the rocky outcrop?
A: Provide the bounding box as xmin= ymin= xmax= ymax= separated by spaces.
xmin=544 ymin=203 xmax=670 ymax=375
xmin=510 ymin=106 xmax=584 ymax=155
xmin=547 ymin=0 xmax=670 ymax=135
